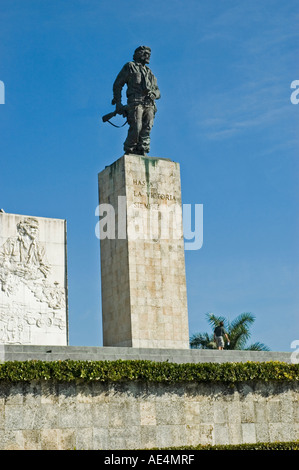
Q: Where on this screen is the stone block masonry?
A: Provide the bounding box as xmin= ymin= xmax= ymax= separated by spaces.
xmin=98 ymin=154 xmax=189 ymax=349
xmin=0 ymin=378 xmax=298 ymax=450
xmin=0 ymin=348 xmax=296 ymax=450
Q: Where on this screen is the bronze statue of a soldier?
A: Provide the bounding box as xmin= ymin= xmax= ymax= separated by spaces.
xmin=109 ymin=46 xmax=161 ymax=156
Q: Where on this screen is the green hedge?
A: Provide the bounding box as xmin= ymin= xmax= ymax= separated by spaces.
xmin=157 ymin=441 xmax=299 ymax=450
xmin=0 ymin=359 xmax=298 ymax=383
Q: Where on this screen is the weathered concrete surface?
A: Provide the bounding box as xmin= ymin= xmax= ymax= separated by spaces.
xmin=0 ymin=344 xmax=294 ymax=363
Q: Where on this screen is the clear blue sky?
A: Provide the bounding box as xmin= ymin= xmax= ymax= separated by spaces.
xmin=0 ymin=0 xmax=298 ymax=351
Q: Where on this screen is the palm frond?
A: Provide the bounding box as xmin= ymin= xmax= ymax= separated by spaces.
xmin=229 ymin=312 xmax=255 ymax=332
xmin=228 ymin=313 xmax=255 ymax=349
xmin=190 ymin=332 xmax=215 ymax=349
xmin=205 ymin=312 xmax=226 ymax=328
xmin=244 ymin=342 xmax=270 ymax=351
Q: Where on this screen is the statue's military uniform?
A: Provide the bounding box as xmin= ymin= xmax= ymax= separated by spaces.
xmin=113 ymin=56 xmax=160 ymax=155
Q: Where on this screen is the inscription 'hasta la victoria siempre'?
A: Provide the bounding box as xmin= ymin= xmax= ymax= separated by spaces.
xmin=133 ymin=190 xmax=176 ymax=201
xmin=133 ymin=179 xmax=177 ymax=201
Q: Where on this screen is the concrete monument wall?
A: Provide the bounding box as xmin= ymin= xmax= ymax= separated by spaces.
xmin=0 ymin=213 xmax=68 ymax=345
xmin=98 ymin=154 xmax=189 ymax=349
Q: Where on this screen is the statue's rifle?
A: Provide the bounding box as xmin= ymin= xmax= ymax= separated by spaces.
xmin=102 ymin=106 xmax=128 ymax=128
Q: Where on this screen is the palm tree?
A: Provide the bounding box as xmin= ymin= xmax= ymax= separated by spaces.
xmin=190 ymin=312 xmax=270 ymax=351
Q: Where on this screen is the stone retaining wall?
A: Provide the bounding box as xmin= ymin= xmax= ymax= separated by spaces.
xmin=0 ymin=378 xmax=298 ymax=450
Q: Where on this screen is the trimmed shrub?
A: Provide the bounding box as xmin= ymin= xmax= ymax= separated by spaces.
xmin=0 ymin=359 xmax=298 ymax=383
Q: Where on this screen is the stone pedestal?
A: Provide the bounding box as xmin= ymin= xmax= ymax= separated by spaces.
xmin=0 ymin=212 xmax=68 ymax=345
xmin=98 ymin=154 xmax=189 ymax=348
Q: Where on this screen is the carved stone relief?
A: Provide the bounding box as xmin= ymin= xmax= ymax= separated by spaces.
xmin=0 ymin=216 xmax=67 ymax=345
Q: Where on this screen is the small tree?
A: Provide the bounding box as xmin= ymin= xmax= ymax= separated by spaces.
xmin=190 ymin=312 xmax=270 ymax=351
